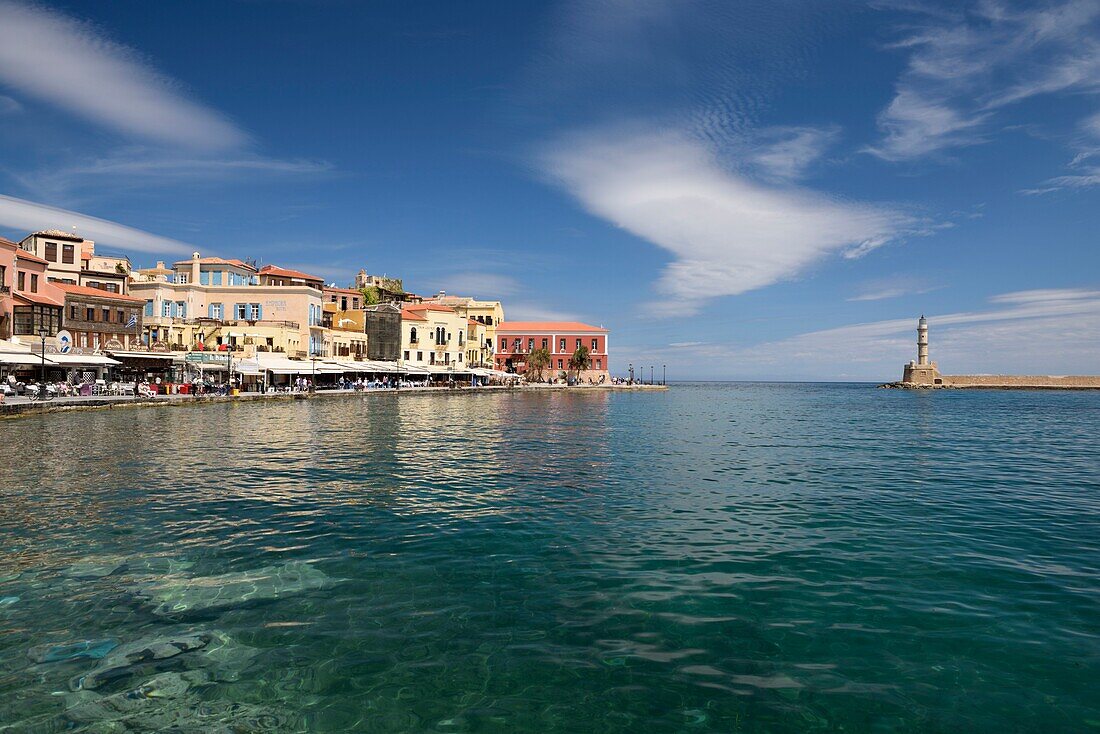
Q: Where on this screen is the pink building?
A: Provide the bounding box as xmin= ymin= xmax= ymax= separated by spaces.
xmin=495 ymin=321 xmax=609 ymax=380
xmin=0 ymin=237 xmax=65 ymax=341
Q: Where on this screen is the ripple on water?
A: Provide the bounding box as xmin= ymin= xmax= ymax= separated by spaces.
xmin=0 ymin=384 xmax=1098 ymax=732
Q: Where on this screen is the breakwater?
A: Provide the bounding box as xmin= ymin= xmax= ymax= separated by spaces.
xmin=884 ymin=374 xmax=1100 ymax=390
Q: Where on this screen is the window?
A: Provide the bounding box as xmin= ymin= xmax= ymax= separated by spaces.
xmin=105 ymin=283 xmax=118 ymax=293
xmin=596 ymin=359 xmax=602 ymax=369
xmin=430 ymin=352 xmax=436 ymax=365
xmin=249 ymin=303 xmax=260 ymax=320
xmin=87 ymin=307 xmax=96 ymax=321
xmin=13 ymin=305 xmax=61 ymax=335
xmin=161 ymin=301 xmax=172 ymax=317
xmin=117 ymin=309 xmax=125 ymax=324
xmin=17 ymin=272 xmax=24 ymax=291
xmin=417 ymin=351 xmax=423 ymax=361
xmin=557 ymin=359 xmax=563 ymax=369
xmin=592 ymin=339 xmax=598 ymax=351
xmin=576 ymin=338 xmax=581 ymax=350
xmin=501 ymin=338 xmax=508 ymax=350
xmin=69 ymin=305 xmax=77 ymax=320
xmin=559 ymin=338 xmax=566 ymax=351
xmin=144 ymin=300 xmax=153 ymax=317
xmin=404 ymin=350 xmax=410 ymax=361
xmin=210 ymin=303 xmax=223 ymax=319
xmin=177 ymin=302 xmax=187 ymax=318
xmin=410 ymin=327 xmax=418 ymax=343
xmin=30 ymin=274 xmax=38 ymax=293
xmin=528 ymin=338 xmax=534 ymax=351
xmin=62 ymin=244 xmax=74 ymax=264
xmin=102 ymin=307 xmax=111 ymax=323
xmin=0 ymin=265 xmax=5 ymax=288
xmin=45 ymin=242 xmax=57 ymax=261
xmin=235 ymin=303 xmax=248 ymax=319
xmin=541 ymin=338 xmax=548 ymax=349
xmin=177 ymin=273 xmax=188 ymax=284
xmin=435 ymin=327 xmax=446 ymax=343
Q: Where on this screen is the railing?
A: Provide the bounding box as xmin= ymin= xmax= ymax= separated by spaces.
xmin=146 ymin=317 xmax=301 ymax=329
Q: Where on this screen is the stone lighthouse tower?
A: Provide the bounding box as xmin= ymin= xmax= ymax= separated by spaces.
xmin=902 ymin=315 xmax=940 ymax=384
xmin=917 ymin=315 xmax=929 ymax=365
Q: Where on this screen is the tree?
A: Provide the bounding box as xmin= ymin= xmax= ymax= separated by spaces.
xmin=528 ymin=347 xmax=551 ymax=382
xmin=568 ymin=344 xmax=591 ymax=381
xmin=360 ymin=286 xmax=380 ymax=305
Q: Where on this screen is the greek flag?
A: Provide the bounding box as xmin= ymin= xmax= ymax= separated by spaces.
xmin=126 ymin=314 xmax=138 ymax=328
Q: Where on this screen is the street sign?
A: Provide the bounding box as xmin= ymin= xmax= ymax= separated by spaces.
xmin=56 ymin=330 xmax=73 ymax=354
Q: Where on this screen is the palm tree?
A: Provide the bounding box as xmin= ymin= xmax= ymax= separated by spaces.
xmin=568 ymin=344 xmax=591 ymax=381
xmin=528 ymin=346 xmax=551 ymax=382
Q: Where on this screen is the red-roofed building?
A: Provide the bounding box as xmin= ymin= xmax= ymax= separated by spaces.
xmin=495 ymin=321 xmax=609 ymax=380
xmin=0 ymin=238 xmax=65 ymax=340
xmin=258 ymin=264 xmax=324 ymax=290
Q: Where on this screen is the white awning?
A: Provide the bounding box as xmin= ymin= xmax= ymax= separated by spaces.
xmin=0 ymin=352 xmax=58 ymax=366
xmin=107 ymin=350 xmax=176 ymax=360
xmin=401 ymin=364 xmax=430 ymax=374
xmin=46 ymin=353 xmax=121 ymax=367
xmin=233 ymin=360 xmax=265 ymax=375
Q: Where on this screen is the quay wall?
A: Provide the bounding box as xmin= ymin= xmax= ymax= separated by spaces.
xmin=940 ymin=375 xmax=1100 ymax=389
xmin=0 ymin=383 xmax=669 ymax=420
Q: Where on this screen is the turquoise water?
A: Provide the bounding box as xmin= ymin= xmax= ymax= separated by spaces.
xmin=1 ymin=384 xmax=1098 ymax=732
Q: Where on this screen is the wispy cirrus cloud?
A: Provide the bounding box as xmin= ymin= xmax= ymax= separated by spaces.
xmin=848 ymin=275 xmax=941 ymax=301
xmin=869 ymin=0 xmax=1100 ymax=162
xmin=0 ymin=194 xmax=192 ymax=254
xmin=0 ymin=0 xmax=247 ymax=150
xmin=543 ymin=127 xmax=916 ymax=316
xmin=425 ymin=273 xmax=521 ymax=299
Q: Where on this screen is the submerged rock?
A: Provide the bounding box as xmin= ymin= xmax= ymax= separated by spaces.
xmin=62 ymin=555 xmax=193 ymax=580
xmin=134 ymin=561 xmax=337 ymax=617
xmin=71 ymin=632 xmax=210 ymax=690
xmin=28 ymin=638 xmax=119 ymax=664
xmin=64 ymin=670 xmax=205 ymax=725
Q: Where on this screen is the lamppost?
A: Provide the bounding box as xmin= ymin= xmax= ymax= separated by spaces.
xmin=311 ymin=354 xmax=317 ymax=392
xmin=38 ymin=326 xmax=48 ymax=398
xmin=226 ymin=344 xmax=233 ymax=395
xmin=662 ymin=364 xmax=666 ymax=386
xmin=650 ymin=365 xmax=654 ymax=385
xmin=628 ymin=363 xmax=634 ymax=385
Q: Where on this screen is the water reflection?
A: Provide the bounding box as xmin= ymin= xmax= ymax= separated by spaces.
xmin=0 ymin=386 xmax=1098 ymax=731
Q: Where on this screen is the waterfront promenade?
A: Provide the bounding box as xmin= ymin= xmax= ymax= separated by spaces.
xmin=0 ymin=382 xmax=668 ymax=419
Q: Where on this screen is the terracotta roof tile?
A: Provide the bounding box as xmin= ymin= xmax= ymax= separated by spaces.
xmin=497 ymin=321 xmax=608 ymax=333
xmin=54 ymin=282 xmax=146 ymax=303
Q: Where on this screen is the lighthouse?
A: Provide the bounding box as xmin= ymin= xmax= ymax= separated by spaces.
xmin=917 ymin=315 xmax=929 ymax=365
xmin=901 ymin=315 xmax=940 ymax=385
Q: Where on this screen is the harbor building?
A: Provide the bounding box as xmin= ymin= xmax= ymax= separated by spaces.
xmin=421 ymin=291 xmax=504 ymax=366
xmin=18 ymin=230 xmax=131 ymax=294
xmin=0 ymin=237 xmax=64 ymax=340
xmin=400 ymin=304 xmax=468 ymax=374
xmin=495 ymin=322 xmax=609 ymax=381
xmin=129 ymin=252 xmax=329 ymax=357
xmin=55 ymin=283 xmax=145 ymax=351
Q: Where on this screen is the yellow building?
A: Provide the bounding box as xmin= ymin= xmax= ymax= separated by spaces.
xmin=421 ymin=292 xmax=503 ymax=368
xmin=399 ymin=304 xmax=469 ymax=375
xmin=323 ymin=302 xmax=368 ymax=359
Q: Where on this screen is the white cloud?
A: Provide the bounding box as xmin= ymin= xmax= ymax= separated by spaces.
xmin=0 ymin=94 xmax=20 ymax=114
xmin=870 ymin=0 xmax=1100 ymax=161
xmin=504 ymin=303 xmax=583 ymax=322
xmin=0 ymin=1 xmax=247 ymax=150
xmin=426 ymin=272 xmax=521 ymax=299
xmin=542 ymin=127 xmax=913 ymax=316
xmin=618 ymin=288 xmax=1100 ymax=380
xmin=848 ymin=275 xmax=940 ymax=301
xmin=9 ymin=149 xmax=334 ymax=201
xmin=0 ymin=194 xmax=192 ymax=254
xmin=743 ymin=125 xmax=839 ymax=182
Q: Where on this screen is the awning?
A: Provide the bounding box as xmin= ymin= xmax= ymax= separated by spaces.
xmin=426 ymin=365 xmax=472 ymax=374
xmin=253 ymin=358 xmax=313 ymax=375
xmin=46 ymin=353 xmax=121 ymax=367
xmin=107 ymin=350 xmax=176 ymax=360
xmin=401 ymin=364 xmax=430 ymax=374
xmin=0 ymin=352 xmax=59 ymax=366
xmin=233 ymin=360 xmax=265 ymax=375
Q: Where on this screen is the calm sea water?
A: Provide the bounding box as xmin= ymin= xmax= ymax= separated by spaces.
xmin=0 ymin=384 xmax=1098 ymax=732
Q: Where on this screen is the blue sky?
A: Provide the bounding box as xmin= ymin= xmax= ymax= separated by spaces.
xmin=0 ymin=0 xmax=1097 ymax=380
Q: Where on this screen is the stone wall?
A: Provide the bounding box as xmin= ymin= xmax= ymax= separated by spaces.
xmin=940 ymin=375 xmax=1100 ymax=389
